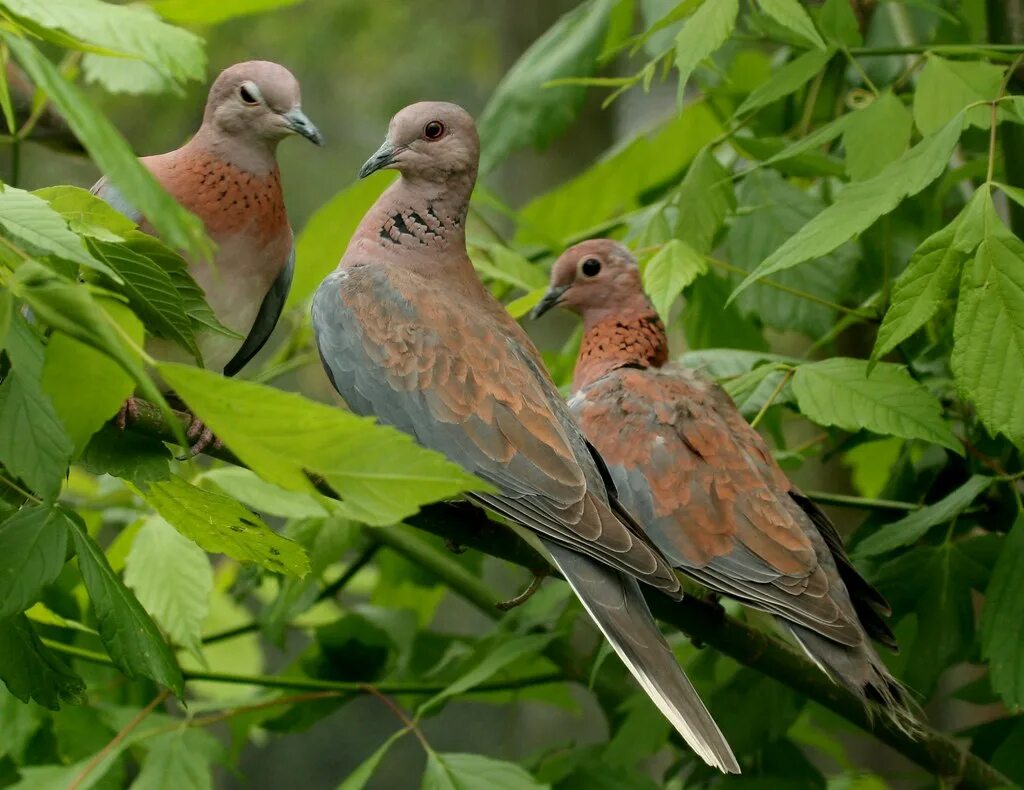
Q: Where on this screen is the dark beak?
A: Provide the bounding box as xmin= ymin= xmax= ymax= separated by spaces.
xmin=530 ymin=285 xmax=569 ymax=320
xmin=359 ymin=139 xmax=398 ymax=179
xmin=284 ymin=108 xmax=323 ymax=146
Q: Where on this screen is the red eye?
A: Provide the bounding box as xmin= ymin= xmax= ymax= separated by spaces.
xmin=424 ymin=120 xmax=445 ymax=140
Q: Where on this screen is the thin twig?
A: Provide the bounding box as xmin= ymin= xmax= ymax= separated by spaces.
xmin=69 ymin=689 xmax=169 ymax=790
xmin=0 ymin=472 xmax=42 ymax=503
xmin=361 ymin=685 xmax=431 ymax=750
xmin=750 ymin=369 xmax=794 ymax=430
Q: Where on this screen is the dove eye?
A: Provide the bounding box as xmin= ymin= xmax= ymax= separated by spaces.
xmin=424 ymin=121 xmax=445 ymax=140
xmin=239 ymin=84 xmax=259 ymax=105
xmin=581 ymin=258 xmax=601 ymax=277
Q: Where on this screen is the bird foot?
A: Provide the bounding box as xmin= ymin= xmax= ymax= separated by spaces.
xmin=114 ymin=397 xmax=141 ymax=431
xmin=175 ymin=415 xmax=223 ymax=460
xmin=703 ymin=590 xmax=725 ymax=615
xmin=496 ymin=570 xmax=547 ymax=611
xmin=444 ymin=537 xmax=467 ymax=554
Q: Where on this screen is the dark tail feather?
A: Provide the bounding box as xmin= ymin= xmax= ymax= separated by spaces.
xmin=544 ymin=540 xmax=740 ymax=773
xmin=787 ymin=623 xmax=920 ymax=734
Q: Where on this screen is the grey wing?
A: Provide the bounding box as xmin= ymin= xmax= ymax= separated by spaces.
xmin=311 ymin=266 xmax=681 ymax=595
xmin=91 ymin=177 xmax=143 ymax=224
xmin=223 ymin=249 xmax=294 ymax=377
xmin=544 ymin=540 xmax=739 ymax=773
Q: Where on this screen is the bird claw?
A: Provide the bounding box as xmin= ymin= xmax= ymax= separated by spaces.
xmin=495 ymin=570 xmax=547 ymax=611
xmin=175 ymin=416 xmax=223 ymax=460
xmin=114 ymin=397 xmax=141 ymax=431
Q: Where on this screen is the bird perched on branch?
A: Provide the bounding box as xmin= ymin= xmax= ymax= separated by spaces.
xmin=532 ymin=239 xmax=911 ymax=722
xmin=94 ymin=60 xmax=322 ymax=453
xmin=311 ymin=102 xmax=739 ymax=773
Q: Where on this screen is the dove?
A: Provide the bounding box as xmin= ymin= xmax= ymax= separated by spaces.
xmin=94 ymin=60 xmax=322 ymax=453
xmin=311 ymin=102 xmax=739 ymax=773
xmin=532 ymin=239 xmax=909 ymax=718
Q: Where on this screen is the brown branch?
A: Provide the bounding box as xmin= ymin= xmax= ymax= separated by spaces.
xmin=116 ymin=402 xmax=1012 ymax=788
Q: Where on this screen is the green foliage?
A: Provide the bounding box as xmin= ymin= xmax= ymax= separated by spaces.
xmin=1 ymin=1 xmax=1024 ymax=787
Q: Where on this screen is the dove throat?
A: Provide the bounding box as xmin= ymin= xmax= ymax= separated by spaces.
xmin=347 ymin=172 xmax=473 ymax=263
xmin=574 ymin=307 xmax=669 ymax=391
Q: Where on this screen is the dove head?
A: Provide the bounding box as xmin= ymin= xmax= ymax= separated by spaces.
xmin=201 ymin=61 xmax=322 ymax=155
xmin=533 ymin=239 xmax=651 ymax=323
xmin=359 ymin=102 xmax=479 ymax=185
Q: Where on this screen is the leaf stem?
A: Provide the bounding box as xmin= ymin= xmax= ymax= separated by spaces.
xmin=750 ymin=368 xmax=794 ymax=429
xmin=41 ymin=638 xmax=562 ymax=696
xmin=850 ymin=43 xmax=1024 ymax=58
xmin=0 ymin=472 xmax=41 ymax=503
xmin=704 ymin=255 xmax=877 ymax=320
xmin=200 ymin=541 xmax=382 ymax=645
xmin=362 ymin=685 xmax=431 ymax=751
xmin=801 ymin=490 xmax=921 ymax=513
xmin=69 ymin=688 xmax=169 ymax=790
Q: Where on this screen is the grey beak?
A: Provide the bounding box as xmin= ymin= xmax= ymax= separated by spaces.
xmin=284 ymin=108 xmax=323 ymax=146
xmin=359 ymin=139 xmax=397 ymax=179
xmin=530 ymin=285 xmax=569 ymax=320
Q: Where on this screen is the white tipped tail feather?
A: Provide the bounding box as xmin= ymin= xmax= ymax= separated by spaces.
xmin=544 ymin=541 xmax=740 ymax=774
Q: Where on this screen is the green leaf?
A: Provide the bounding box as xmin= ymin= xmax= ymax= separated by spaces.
xmin=854 ymin=475 xmax=991 ymax=557
xmin=913 ymin=55 xmax=1004 ymax=135
xmin=422 ymin=752 xmax=546 ymax=790
xmin=81 ymin=55 xmax=172 ymax=97
xmin=843 ymin=92 xmax=912 ymax=181
xmin=791 ymin=358 xmax=959 ymax=451
xmin=199 ymin=467 xmax=327 ymax=519
xmin=733 ymin=113 xmax=964 ymax=298
xmin=4 ymin=35 xmax=209 ymax=258
xmin=0 ymin=505 xmax=69 ymax=620
xmin=2 ymin=0 xmax=204 ymax=87
xmin=759 ymin=114 xmax=852 ymax=170
xmin=41 ymin=298 xmax=141 ymax=455
xmin=87 ymin=238 xmax=200 ymax=363
xmin=505 ymin=288 xmax=546 ymax=320
xmin=642 ymin=239 xmax=707 ymax=320
xmin=472 ymin=244 xmax=548 ymax=292
xmin=419 ymin=633 xmax=558 ymax=717
xmin=516 ymin=104 xmax=721 ymax=248
xmin=0 ymin=368 xmax=73 ymax=502
xmin=671 ymin=146 xmax=735 ymax=254
xmin=68 ymin=515 xmax=183 ymax=696
xmin=0 ymin=185 xmax=112 ymax=275
xmin=157 ymin=364 xmax=494 ymax=526
xmin=478 ymin=0 xmax=616 ymax=175
xmin=673 ymin=0 xmax=738 ymax=101
xmin=982 ymin=511 xmax=1024 ymax=709
xmin=875 ymin=538 xmax=992 ymax=698
xmin=0 ymin=51 xmax=16 ymax=135
xmin=78 ymin=426 xmax=171 ymax=486
xmin=0 ymin=289 xmax=11 ymax=352
xmin=287 ymin=173 xmax=394 ymax=309
xmin=152 ymin=0 xmax=305 ymax=25
xmin=140 ymin=474 xmax=310 ymax=577
xmin=726 ymin=170 xmax=857 ymax=337
xmin=124 ymin=517 xmax=212 ymax=660
xmin=816 ymin=0 xmax=862 ymax=47
xmin=121 ymin=232 xmax=238 ymax=339
xmin=952 ymin=231 xmax=1024 ymax=447
xmin=8 ymin=261 xmax=171 ymax=429
xmin=132 ymin=720 xmax=220 ymax=790
xmin=872 ymin=188 xmax=992 ymax=362
xmin=736 ymin=48 xmax=832 ymax=116
xmin=338 ymin=729 xmax=408 ymax=790
xmin=757 ymin=0 xmax=826 ymax=49
xmin=33 ymin=185 xmax=136 ymax=242
xmin=0 ymin=614 xmax=85 ymax=710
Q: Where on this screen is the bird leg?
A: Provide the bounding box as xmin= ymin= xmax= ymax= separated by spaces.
xmin=114 ymin=397 xmax=141 ymax=431
xmin=496 ymin=569 xmax=547 ymax=611
xmin=703 ymin=590 xmax=725 ymax=615
xmin=176 ymin=415 xmax=223 ymax=459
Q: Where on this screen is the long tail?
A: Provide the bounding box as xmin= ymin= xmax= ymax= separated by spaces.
xmin=787 ymin=623 xmax=919 ymax=733
xmin=544 ymin=540 xmax=740 ymax=773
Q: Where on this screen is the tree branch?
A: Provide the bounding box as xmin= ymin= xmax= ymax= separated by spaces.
xmin=114 ymin=403 xmax=1011 ymax=788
